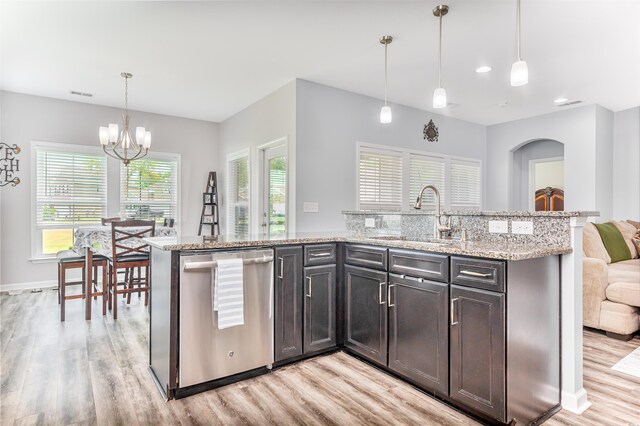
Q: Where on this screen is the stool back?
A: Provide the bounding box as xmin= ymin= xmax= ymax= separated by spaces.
xmin=110 ymin=220 xmax=156 ymax=262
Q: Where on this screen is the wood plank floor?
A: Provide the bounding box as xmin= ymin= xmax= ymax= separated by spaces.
xmin=1 ymin=288 xmax=638 ymax=425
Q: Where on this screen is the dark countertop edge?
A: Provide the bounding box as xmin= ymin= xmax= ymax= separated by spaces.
xmin=341 ymin=210 xmax=600 ymax=217
xmin=143 ymin=236 xmax=572 ymax=261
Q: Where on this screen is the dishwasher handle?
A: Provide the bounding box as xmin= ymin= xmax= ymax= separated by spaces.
xmin=183 ymin=256 xmax=274 ymax=271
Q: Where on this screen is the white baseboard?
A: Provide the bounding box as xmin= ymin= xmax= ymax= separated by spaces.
xmin=561 ymin=388 xmax=592 ymax=414
xmin=0 ymin=279 xmax=58 ymax=293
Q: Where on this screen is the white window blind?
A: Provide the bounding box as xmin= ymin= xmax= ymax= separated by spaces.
xmin=409 ymin=154 xmax=446 ymax=206
xmin=35 ymin=149 xmax=107 ymax=227
xmin=227 ymin=155 xmax=250 ymax=238
xmin=358 ymin=149 xmax=403 ymax=210
xmin=450 ymin=159 xmax=481 ymax=209
xmin=120 ymin=158 xmax=178 ymax=222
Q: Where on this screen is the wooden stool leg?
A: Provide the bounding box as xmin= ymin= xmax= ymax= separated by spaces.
xmin=108 ymin=264 xmax=113 ymax=311
xmin=127 ymin=267 xmax=133 ymax=304
xmin=93 ymin=265 xmax=98 ymax=300
xmin=57 ymin=263 xmax=61 ymax=305
xmin=102 ymin=262 xmax=107 ymax=316
xmin=144 ymin=266 xmax=150 ymax=307
xmin=112 ymin=265 xmax=118 ymax=320
xmin=138 ymin=266 xmax=142 ymax=299
xmin=60 ymin=265 xmax=66 ymax=322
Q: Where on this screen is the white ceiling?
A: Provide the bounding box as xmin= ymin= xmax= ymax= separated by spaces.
xmin=2 ymin=1 xmax=639 ymax=125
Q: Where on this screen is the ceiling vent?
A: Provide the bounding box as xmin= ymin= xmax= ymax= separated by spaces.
xmin=557 ymin=100 xmax=582 ymax=107
xmin=70 ymin=90 xmax=93 ymax=98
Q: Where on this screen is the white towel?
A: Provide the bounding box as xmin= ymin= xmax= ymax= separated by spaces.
xmin=212 ymin=258 xmax=245 ymax=329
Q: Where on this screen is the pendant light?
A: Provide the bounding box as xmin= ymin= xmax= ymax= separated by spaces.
xmin=510 ymin=0 xmax=528 ymax=86
xmin=379 ymin=35 xmax=393 ymax=124
xmin=432 ymin=5 xmax=449 ymax=109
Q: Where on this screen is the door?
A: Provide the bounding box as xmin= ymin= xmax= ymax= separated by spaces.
xmin=450 ymin=284 xmax=506 ymax=422
xmin=261 ymin=144 xmax=287 ymax=237
xmin=274 ymin=246 xmax=303 ymax=362
xmin=303 ymin=265 xmax=337 ymax=353
xmin=344 ymin=264 xmax=388 ymax=365
xmin=388 ymin=274 xmax=449 ymax=394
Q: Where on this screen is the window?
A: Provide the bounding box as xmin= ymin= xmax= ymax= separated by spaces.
xmin=358 ymin=148 xmax=403 ymax=210
xmin=33 ymin=144 xmax=107 ymax=256
xmin=120 ymin=156 xmax=179 ymax=222
xmin=409 ymin=154 xmax=445 ymax=206
xmin=450 ymin=159 xmax=481 ymax=210
xmin=227 ymin=151 xmax=250 ymax=238
xmin=356 ymin=142 xmax=482 ymax=211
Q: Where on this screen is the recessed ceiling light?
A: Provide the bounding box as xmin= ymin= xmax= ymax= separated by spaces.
xmin=475 ymin=66 xmax=492 ymax=73
xmin=553 ymin=97 xmax=569 ymax=104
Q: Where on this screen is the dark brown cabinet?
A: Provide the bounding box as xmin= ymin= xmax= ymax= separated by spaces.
xmin=274 ymin=246 xmax=304 ymax=362
xmin=449 ymin=284 xmax=506 ymax=422
xmin=344 ymin=264 xmax=388 ymax=365
xmin=388 ymin=273 xmax=449 ymax=395
xmin=303 ymin=265 xmax=337 ymax=353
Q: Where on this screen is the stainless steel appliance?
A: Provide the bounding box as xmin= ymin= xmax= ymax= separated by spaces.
xmin=179 ymin=248 xmax=274 ymax=388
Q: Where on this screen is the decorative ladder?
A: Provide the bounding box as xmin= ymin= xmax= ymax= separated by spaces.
xmin=198 ymin=172 xmax=220 ymax=236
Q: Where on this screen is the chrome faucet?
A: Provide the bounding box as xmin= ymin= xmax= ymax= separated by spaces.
xmin=414 ymin=184 xmax=451 ymax=239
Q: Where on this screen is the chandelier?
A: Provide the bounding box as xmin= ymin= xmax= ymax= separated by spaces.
xmin=99 ymin=72 xmax=151 ymax=165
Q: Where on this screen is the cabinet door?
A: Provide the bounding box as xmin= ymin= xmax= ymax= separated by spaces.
xmin=450 ymin=285 xmax=506 ymax=422
xmin=344 ymin=265 xmax=388 ymax=365
xmin=274 ymin=246 xmax=303 ymax=362
xmin=303 ymin=265 xmax=337 ymax=353
xmin=388 ymin=274 xmax=448 ymax=395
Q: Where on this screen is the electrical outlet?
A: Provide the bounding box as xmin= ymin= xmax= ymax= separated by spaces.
xmin=488 ymin=220 xmax=508 ymax=233
xmin=303 ymin=202 xmax=319 ymax=213
xmin=512 ymin=220 xmax=534 ymax=235
xmin=365 ymin=218 xmax=376 ymax=228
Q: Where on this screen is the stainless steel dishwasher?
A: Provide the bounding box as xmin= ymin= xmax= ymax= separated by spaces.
xmin=179 ymin=248 xmax=274 ymax=388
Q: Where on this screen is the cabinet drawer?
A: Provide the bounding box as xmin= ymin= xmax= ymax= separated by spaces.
xmin=304 ymin=244 xmax=337 ymax=266
xmin=389 ymin=249 xmax=449 ymax=283
xmin=345 ymin=244 xmax=388 ymax=271
xmin=451 ymin=257 xmax=505 ymax=292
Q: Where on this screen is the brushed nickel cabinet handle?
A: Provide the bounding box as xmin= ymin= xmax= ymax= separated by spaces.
xmin=309 ymin=252 xmax=332 ymax=257
xmin=388 ymin=284 xmax=395 ymax=307
xmin=460 ymin=270 xmax=492 ymax=278
xmin=306 ymin=276 xmax=312 ymax=298
xmin=451 ymin=298 xmax=459 ymax=325
xmin=278 ymin=257 xmax=284 ymax=279
xmin=379 ymin=282 xmax=386 ymax=305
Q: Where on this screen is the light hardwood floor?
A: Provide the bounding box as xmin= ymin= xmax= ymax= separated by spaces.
xmin=1 ymin=289 xmax=638 ymax=425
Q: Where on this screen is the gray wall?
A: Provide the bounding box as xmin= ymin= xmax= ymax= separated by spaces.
xmin=613 ymin=106 xmax=639 ymax=220
xmin=0 ymin=91 xmax=218 ymax=287
xmin=218 ymin=81 xmax=296 ymax=235
xmin=486 ymin=105 xmax=611 ymax=218
xmin=512 ymin=139 xmax=564 ymax=210
xmin=595 ymin=105 xmax=614 ymax=221
xmin=295 ymin=79 xmax=487 ymax=232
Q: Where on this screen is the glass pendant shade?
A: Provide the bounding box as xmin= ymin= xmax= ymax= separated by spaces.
xmin=433 ymin=87 xmax=447 ymax=109
xmin=99 ymin=127 xmax=109 ymax=145
xmin=136 ymin=126 xmax=146 ymax=145
xmin=380 ymin=105 xmax=392 ymax=124
xmin=108 ymin=123 xmax=119 ymax=143
xmin=143 ymin=131 xmax=152 ymax=149
xmin=510 ymin=60 xmax=528 ymax=86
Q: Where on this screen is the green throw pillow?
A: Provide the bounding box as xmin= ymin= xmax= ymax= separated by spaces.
xmin=594 ymin=222 xmax=632 ymax=263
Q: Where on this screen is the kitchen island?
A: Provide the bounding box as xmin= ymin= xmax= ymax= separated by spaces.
xmin=146 ymin=230 xmax=573 ymax=425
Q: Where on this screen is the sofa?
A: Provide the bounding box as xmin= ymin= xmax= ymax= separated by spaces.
xmin=583 ymin=220 xmax=640 ymax=340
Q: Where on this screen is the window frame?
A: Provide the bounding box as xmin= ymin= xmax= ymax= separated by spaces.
xmin=118 ymin=151 xmax=181 ymax=228
xmin=356 ymin=141 xmax=483 ymax=211
xmin=30 ymin=141 xmax=108 ymax=260
xmin=226 ymin=148 xmax=251 ymax=238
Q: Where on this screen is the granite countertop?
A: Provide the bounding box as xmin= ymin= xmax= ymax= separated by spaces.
xmin=342 ymin=210 xmax=600 ymax=217
xmin=144 ymin=232 xmax=572 ymax=261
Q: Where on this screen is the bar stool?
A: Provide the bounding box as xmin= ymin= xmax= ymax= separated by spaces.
xmin=57 ymin=250 xmax=108 ymax=321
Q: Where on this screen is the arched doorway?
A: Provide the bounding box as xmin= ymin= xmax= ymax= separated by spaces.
xmin=510 ymin=139 xmax=564 ymax=211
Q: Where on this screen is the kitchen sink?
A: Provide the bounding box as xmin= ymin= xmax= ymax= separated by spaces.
xmin=367 ymin=236 xmax=454 ymax=246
